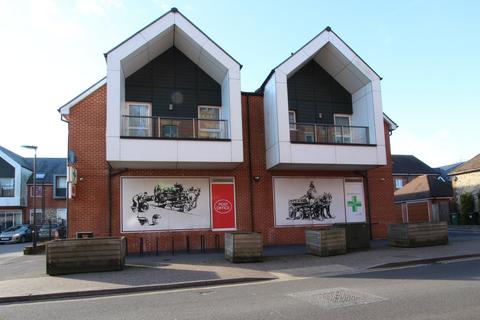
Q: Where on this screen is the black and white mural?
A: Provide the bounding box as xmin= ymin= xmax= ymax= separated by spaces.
xmin=121 ymin=177 xmax=210 ymax=232
xmin=273 ymin=177 xmax=348 ymax=227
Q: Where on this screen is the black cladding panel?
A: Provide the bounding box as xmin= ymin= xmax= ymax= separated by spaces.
xmin=125 ymin=47 xmax=221 ymax=118
xmin=287 ymin=60 xmax=352 ymax=124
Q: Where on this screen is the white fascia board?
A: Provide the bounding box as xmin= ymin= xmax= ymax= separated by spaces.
xmin=275 ymin=29 xmax=379 ymax=83
xmin=58 ymin=78 xmax=106 ymax=115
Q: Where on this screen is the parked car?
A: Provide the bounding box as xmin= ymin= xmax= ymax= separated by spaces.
xmin=0 ymin=225 xmax=32 ymax=244
xmin=38 ymin=224 xmax=66 ymax=240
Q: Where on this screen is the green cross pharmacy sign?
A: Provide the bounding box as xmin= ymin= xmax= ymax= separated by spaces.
xmin=347 ymin=195 xmax=362 ymax=213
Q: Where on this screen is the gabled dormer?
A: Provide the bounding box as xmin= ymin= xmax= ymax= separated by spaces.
xmin=0 ymin=146 xmax=32 ymax=207
xmin=261 ymin=27 xmax=386 ymax=170
xmin=105 ymin=8 xmax=242 ymax=169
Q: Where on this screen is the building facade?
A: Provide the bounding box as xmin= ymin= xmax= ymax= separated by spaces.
xmin=392 ymin=154 xmax=440 ymax=190
xmin=59 ymin=8 xmax=399 ymax=252
xmin=0 ymin=146 xmax=67 ymax=232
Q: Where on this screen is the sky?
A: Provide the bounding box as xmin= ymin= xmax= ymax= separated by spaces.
xmin=0 ymin=0 xmax=478 ymax=167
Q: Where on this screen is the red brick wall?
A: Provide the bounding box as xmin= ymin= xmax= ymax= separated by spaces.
xmin=66 ymin=85 xmax=110 ymax=238
xmin=23 ymin=185 xmax=66 ymax=224
xmin=26 ymin=185 xmax=66 ymax=210
xmin=66 ymin=87 xmax=398 ymax=251
xmin=366 ymin=121 xmax=399 ymax=238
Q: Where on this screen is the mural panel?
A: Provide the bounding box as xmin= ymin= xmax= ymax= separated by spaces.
xmin=121 ymin=177 xmax=211 ymax=232
xmin=273 ymin=177 xmax=351 ymax=227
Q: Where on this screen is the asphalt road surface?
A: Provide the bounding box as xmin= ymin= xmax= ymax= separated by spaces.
xmin=1 ymin=258 xmax=480 ymax=320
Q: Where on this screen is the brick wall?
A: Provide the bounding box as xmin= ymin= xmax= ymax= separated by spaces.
xmin=66 ymin=87 xmax=398 ymax=251
xmin=67 ymin=85 xmax=109 ymax=238
xmin=24 ymin=184 xmax=66 ymax=224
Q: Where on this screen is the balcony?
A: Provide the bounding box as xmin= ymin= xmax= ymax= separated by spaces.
xmin=121 ymin=116 xmax=229 ymax=140
xmin=0 ymin=187 xmax=14 ymax=197
xmin=290 ymin=123 xmax=370 ymax=145
xmin=105 ymin=9 xmax=243 ymax=169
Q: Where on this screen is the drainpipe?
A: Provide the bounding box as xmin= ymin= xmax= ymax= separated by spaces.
xmin=246 ymin=95 xmax=255 ymax=232
xmin=108 ymin=166 xmax=128 ymax=237
xmin=60 ymin=115 xmax=70 ymax=238
xmin=108 ymin=164 xmax=112 ymax=236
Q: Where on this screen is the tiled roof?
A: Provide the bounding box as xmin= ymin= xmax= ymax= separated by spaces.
xmin=25 ymin=158 xmax=66 ymax=185
xmin=392 ymin=155 xmax=438 ymax=175
xmin=0 ymin=145 xmax=32 ymax=170
xmin=448 ymin=154 xmax=480 ymax=175
xmin=394 ymin=175 xmax=453 ymax=202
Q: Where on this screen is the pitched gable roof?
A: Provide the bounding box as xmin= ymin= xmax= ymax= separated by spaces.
xmin=392 ymin=155 xmax=438 ymax=175
xmin=394 ymin=175 xmax=453 ymax=202
xmin=25 ymin=158 xmax=66 ymax=184
xmin=0 ymin=145 xmax=32 ymax=170
xmin=448 ymin=154 xmax=480 ymax=175
xmin=257 ymin=26 xmax=381 ymax=94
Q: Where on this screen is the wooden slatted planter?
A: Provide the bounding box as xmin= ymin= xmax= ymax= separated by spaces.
xmin=305 ymin=228 xmax=347 ymax=257
xmin=46 ymin=237 xmax=127 ymax=276
xmin=225 ymin=232 xmax=262 ymax=263
xmin=388 ymin=222 xmax=448 ymax=248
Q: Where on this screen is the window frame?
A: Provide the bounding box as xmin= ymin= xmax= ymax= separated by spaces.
xmin=124 ymin=101 xmax=153 ymax=137
xmin=289 ymin=110 xmax=297 ymax=130
xmin=198 ymin=105 xmax=222 ymax=138
xmin=53 ymin=175 xmax=67 ymax=199
xmin=0 ymin=177 xmax=15 ymax=197
xmin=333 ymin=113 xmax=352 ymax=144
xmin=394 ymin=178 xmax=404 ymax=189
xmin=30 ymin=186 xmax=43 ymax=198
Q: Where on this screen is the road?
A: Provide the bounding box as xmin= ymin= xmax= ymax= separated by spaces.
xmin=1 ymin=257 xmax=480 ymax=320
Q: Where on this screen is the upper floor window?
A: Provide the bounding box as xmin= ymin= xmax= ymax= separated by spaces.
xmin=394 ymin=178 xmax=404 ymax=189
xmin=198 ymin=106 xmax=221 ymax=139
xmin=54 ymin=176 xmax=67 ymax=199
xmin=124 ymin=102 xmax=152 ymax=137
xmin=334 ymin=114 xmax=352 ymax=144
xmin=289 ymin=110 xmax=296 ymax=130
xmin=0 ymin=178 xmax=14 ymax=197
xmin=30 ymin=186 xmax=43 ymax=198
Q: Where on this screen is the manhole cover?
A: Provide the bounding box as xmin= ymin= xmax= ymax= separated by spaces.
xmin=288 ymin=288 xmax=385 ymax=309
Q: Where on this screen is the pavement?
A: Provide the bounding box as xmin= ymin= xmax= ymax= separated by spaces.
xmin=1 ymin=226 xmax=480 ymax=303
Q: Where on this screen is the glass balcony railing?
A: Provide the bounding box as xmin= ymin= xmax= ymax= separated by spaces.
xmin=290 ymin=123 xmax=370 ymax=145
xmin=121 ymin=116 xmax=229 ymax=140
xmin=0 ymin=187 xmax=14 ymax=197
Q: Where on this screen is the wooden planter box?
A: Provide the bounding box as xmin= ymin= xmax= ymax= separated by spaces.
xmin=335 ymin=223 xmax=370 ymax=251
xmin=305 ymin=228 xmax=347 ymax=257
xmin=388 ymin=222 xmax=448 ymax=248
xmin=225 ymin=232 xmax=262 ymax=263
xmin=46 ymin=237 xmax=127 ymax=276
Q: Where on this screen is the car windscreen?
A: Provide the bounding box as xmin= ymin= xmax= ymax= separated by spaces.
xmin=4 ymin=226 xmax=23 ymax=232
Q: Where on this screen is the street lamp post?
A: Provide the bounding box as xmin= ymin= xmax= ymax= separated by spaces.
xmin=22 ymin=145 xmax=38 ymax=249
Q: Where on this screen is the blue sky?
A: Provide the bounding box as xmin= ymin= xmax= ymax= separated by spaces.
xmin=0 ymin=0 xmax=478 ymax=167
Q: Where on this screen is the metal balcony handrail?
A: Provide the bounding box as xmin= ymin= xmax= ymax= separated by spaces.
xmin=121 ymin=115 xmax=228 ymax=122
xmin=121 ymin=115 xmax=229 ymax=140
xmin=289 ymin=122 xmax=370 ymax=145
xmin=289 ymin=122 xmax=369 ymax=130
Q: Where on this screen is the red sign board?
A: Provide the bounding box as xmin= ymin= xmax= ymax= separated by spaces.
xmin=211 ymin=183 xmax=236 ymax=230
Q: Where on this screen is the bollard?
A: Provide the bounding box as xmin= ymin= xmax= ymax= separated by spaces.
xmin=139 ymin=237 xmax=144 ymax=257
xmin=156 ymin=237 xmax=159 ymax=256
xmin=186 ymin=235 xmax=190 ymax=253
xmin=171 ymin=236 xmax=175 ymax=256
xmin=126 ymin=237 xmax=129 ymax=256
